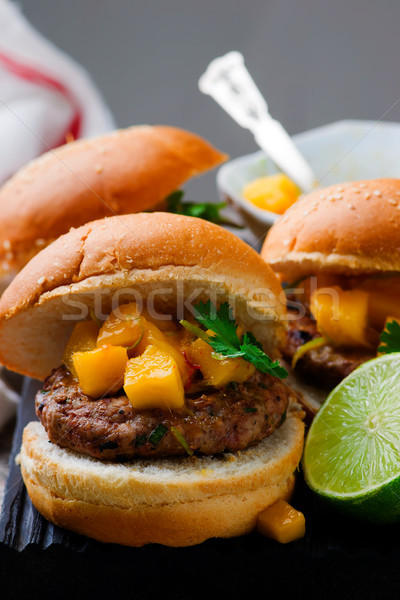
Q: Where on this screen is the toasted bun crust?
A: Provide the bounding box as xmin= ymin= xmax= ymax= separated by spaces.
xmin=0 ymin=212 xmax=286 ymax=379
xmin=18 ymin=411 xmax=304 ymax=547
xmin=0 ymin=125 xmax=227 ymax=288
xmin=261 ymin=179 xmax=400 ymax=280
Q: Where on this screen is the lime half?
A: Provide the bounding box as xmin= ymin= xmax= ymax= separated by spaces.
xmin=303 ymin=353 xmax=400 ymax=523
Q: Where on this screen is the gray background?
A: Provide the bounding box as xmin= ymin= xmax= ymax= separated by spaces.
xmin=19 ymin=0 xmax=400 ymax=198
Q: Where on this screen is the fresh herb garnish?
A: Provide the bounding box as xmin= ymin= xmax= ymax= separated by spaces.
xmin=166 ymin=190 xmax=227 ymax=224
xmin=149 ymin=424 xmax=168 ymax=448
xmin=134 ymin=434 xmax=148 ymax=448
xmin=379 ymin=319 xmax=400 ymax=354
xmin=181 ymin=301 xmax=288 ymax=379
xmin=170 ymin=426 xmax=194 ymax=456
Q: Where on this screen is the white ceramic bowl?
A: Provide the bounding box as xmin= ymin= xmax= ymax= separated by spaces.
xmin=217 ymin=119 xmax=400 ymax=229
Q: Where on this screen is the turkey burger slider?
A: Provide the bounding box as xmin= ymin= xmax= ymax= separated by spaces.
xmin=0 ymin=125 xmax=226 ymax=291
xmin=261 ymin=178 xmax=400 ymax=391
xmin=0 ymin=212 xmax=304 ymax=547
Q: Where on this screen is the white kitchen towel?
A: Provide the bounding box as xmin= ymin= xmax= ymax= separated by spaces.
xmin=0 ymin=0 xmax=116 ymax=184
xmin=0 ymin=0 xmax=117 ymax=425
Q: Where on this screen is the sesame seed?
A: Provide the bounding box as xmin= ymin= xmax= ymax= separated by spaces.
xmin=365 ymin=193 xmax=371 ymax=199
xmin=388 ymin=199 xmax=397 ymax=205
xmin=347 ymin=204 xmax=356 ymax=210
xmin=359 ymin=183 xmax=367 ymax=188
xmin=2 ymin=240 xmax=11 ymax=251
xmin=5 ymin=252 xmax=13 ymax=260
xmin=95 ymin=164 xmax=103 ymax=173
xmin=373 ymin=190 xmax=382 ymax=197
xmin=37 ymin=276 xmax=46 ymax=285
xmin=35 ymin=238 xmax=46 ymax=247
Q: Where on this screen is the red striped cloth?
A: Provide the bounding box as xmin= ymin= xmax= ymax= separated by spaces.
xmin=0 ymin=0 xmax=115 ymax=185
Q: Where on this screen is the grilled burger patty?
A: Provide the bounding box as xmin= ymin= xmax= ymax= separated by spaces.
xmin=282 ymin=303 xmax=375 ymax=388
xmin=36 ymin=366 xmax=292 ymax=460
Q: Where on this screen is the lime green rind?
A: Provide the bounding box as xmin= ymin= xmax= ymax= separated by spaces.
xmin=303 ymin=473 xmax=400 ymax=523
xmin=304 ymin=458 xmax=400 ymax=500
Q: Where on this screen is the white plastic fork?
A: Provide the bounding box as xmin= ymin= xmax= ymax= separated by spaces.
xmin=199 ymin=51 xmax=317 ymax=193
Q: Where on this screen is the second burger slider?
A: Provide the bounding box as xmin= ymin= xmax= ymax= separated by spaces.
xmin=262 ymin=178 xmax=400 ymax=390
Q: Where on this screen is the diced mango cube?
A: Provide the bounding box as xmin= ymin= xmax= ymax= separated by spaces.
xmin=135 ymin=320 xmax=190 ymax=385
xmin=310 ymin=286 xmax=370 ymax=347
xmin=257 ymin=499 xmax=305 ymax=544
xmin=63 ymin=321 xmax=100 ymax=375
xmin=72 ymin=345 xmax=128 ymax=398
xmin=185 ymin=338 xmax=255 ymax=386
xmin=124 ymin=345 xmax=184 ymax=410
xmin=97 ymin=304 xmax=144 ymax=348
xmin=242 ymin=174 xmax=300 ymax=214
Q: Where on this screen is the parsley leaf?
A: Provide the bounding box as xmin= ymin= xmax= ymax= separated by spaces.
xmin=181 ymin=301 xmax=288 ymax=379
xmin=240 ymin=334 xmax=288 ymax=378
xmin=165 ymin=190 xmax=185 ymax=212
xmin=242 ymin=330 xmax=263 ymax=350
xmin=166 ymin=190 xmax=227 ymax=224
xmin=148 ymin=424 xmax=168 ymax=448
xmin=194 ymin=300 xmax=239 ymax=354
xmin=379 ymin=319 xmax=400 ymax=354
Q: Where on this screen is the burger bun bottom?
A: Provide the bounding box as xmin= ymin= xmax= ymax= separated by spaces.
xmin=18 ymin=411 xmax=304 ymax=547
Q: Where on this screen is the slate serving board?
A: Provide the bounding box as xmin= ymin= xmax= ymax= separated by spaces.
xmin=2 ymin=375 xmax=400 ymax=598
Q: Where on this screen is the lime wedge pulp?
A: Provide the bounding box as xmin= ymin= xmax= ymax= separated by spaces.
xmin=303 ymin=353 xmax=400 ymax=523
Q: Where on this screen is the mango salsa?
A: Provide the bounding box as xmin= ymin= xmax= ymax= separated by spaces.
xmin=257 ymin=500 xmax=305 ymax=544
xmin=185 ymin=337 xmax=255 ymax=386
xmin=310 ymin=286 xmax=370 ymax=347
xmin=135 ymin=319 xmax=191 ymax=385
xmin=140 ymin=307 xmax=178 ymax=333
xmin=63 ymin=321 xmax=100 ymax=375
xmin=72 ymin=345 xmax=128 ymax=397
xmin=242 ymin=174 xmax=300 ymax=214
xmin=97 ymin=304 xmax=144 ymax=348
xmin=124 ymin=344 xmax=184 ymax=410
